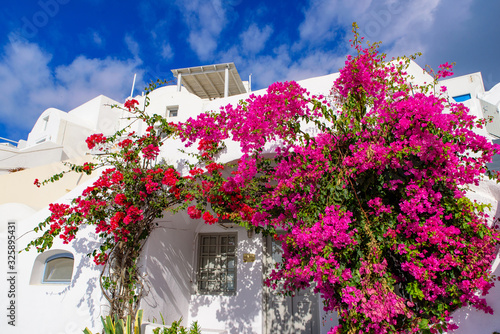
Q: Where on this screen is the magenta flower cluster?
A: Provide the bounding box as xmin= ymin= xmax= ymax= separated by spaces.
xmin=179 ymin=30 xmax=500 ymax=333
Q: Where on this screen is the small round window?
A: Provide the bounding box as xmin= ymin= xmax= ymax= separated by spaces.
xmin=43 ymin=254 xmax=74 ymax=283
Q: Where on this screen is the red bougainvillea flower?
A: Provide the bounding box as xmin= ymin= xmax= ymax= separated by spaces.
xmin=206 ymin=162 xmax=224 ymax=174
xmin=189 ymin=167 xmax=204 ymax=176
xmin=111 ymin=171 xmax=124 ymax=183
xmin=118 ymin=138 xmax=133 ymax=148
xmin=114 ymin=193 xmax=127 ymax=205
xmin=187 ymin=206 xmax=202 ymax=219
xmin=93 ymin=253 xmax=108 ymax=266
xmin=82 ymin=162 xmax=94 ymax=173
xmin=124 ymin=99 xmax=139 ymax=111
xmin=85 ymin=133 xmax=107 ymax=149
xmin=198 ymin=138 xmax=216 ymax=151
xmin=202 ymin=211 xmax=218 ymax=225
xmin=162 ymin=168 xmax=179 ymax=187
xmin=142 ymin=144 xmax=160 ymax=160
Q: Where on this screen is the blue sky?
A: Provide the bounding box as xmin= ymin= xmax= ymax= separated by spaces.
xmin=0 ymin=0 xmax=499 ymax=142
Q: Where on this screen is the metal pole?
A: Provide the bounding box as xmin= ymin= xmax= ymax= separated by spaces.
xmin=224 ymin=67 xmax=229 ymax=97
xmin=130 ymin=73 xmax=137 ymax=97
xmin=177 ymin=73 xmax=182 ymax=92
xmin=0 ymin=137 xmax=18 ymax=144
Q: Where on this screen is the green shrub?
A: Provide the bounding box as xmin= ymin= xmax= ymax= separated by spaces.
xmin=83 ymin=309 xmax=143 ymax=334
xmin=152 ymin=318 xmax=201 ymax=334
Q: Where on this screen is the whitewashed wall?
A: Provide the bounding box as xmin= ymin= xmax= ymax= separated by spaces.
xmin=0 ymin=182 xmax=106 ymax=334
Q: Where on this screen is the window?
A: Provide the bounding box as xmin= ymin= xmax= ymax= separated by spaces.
xmin=197 ymin=233 xmax=237 ymax=294
xmin=453 ymin=93 xmax=471 ymax=102
xmin=42 ymin=254 xmax=74 ymax=284
xmin=167 ymin=105 xmax=178 ymax=117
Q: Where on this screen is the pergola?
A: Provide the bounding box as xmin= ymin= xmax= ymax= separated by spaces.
xmin=171 ymin=63 xmax=248 ymax=99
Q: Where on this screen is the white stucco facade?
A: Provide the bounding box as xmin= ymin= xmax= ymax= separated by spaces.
xmin=0 ymin=95 xmax=121 ymax=175
xmin=1 ymin=62 xmax=500 ymax=334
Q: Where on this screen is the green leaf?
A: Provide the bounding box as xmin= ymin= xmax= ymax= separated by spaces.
xmin=418 ymin=318 xmax=429 ymax=330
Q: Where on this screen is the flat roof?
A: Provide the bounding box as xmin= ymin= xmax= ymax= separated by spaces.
xmin=171 ymin=63 xmax=247 ymax=99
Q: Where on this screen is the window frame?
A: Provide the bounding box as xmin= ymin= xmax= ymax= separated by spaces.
xmin=196 ymin=232 xmax=238 ymax=295
xmin=42 ymin=253 xmax=75 ymax=284
xmin=167 ymin=105 xmax=179 ymax=118
xmin=452 ymin=93 xmax=472 ymax=103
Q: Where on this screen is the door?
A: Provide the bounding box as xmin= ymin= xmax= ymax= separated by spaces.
xmin=263 ymin=235 xmax=319 ymax=333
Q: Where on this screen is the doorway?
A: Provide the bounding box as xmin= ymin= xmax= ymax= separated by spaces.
xmin=263 ymin=235 xmax=319 ymax=333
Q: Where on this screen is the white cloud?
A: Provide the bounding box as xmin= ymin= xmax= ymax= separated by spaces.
xmin=248 ymin=50 xmax=344 ymax=90
xmin=92 ymin=31 xmax=104 ymax=47
xmin=188 ymin=30 xmax=218 ymax=61
xmin=358 ymin=0 xmax=443 ymax=55
xmin=211 ymin=0 xmax=455 ymax=94
xmin=293 ymin=0 xmax=485 ymax=77
xmin=124 ymin=34 xmax=140 ymax=58
xmin=161 ymin=43 xmax=174 ymax=61
xmin=0 ymin=38 xmax=143 ymax=140
xmin=217 ymin=42 xmax=344 ymax=92
xmin=247 ymin=45 xmax=292 ymax=87
xmin=296 ymin=0 xmax=447 ymax=55
xmin=175 ymin=0 xmax=231 ymax=60
xmin=286 ymin=51 xmax=345 ymax=82
xmin=240 ymin=24 xmax=273 ymax=55
xmin=298 ymin=0 xmax=371 ymax=46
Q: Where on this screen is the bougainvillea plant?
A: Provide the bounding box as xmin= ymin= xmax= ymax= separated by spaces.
xmin=26 ymin=23 xmax=500 ymax=333
xmin=25 ymin=80 xmax=197 ymax=320
xmin=177 ymin=25 xmax=500 ymax=333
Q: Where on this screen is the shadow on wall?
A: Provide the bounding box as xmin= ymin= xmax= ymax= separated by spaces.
xmin=140 ymin=224 xmax=195 ymax=324
xmin=189 ymin=236 xmax=262 ymax=334
xmin=71 ymin=234 xmax=107 ymax=328
xmin=25 ymin=225 xmax=105 ymax=333
xmin=486 ymin=139 xmax=500 ymax=172
xmin=449 ymin=194 xmax=500 ymax=333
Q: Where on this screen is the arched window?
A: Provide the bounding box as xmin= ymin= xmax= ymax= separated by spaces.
xmin=42 ymin=254 xmax=74 ymax=284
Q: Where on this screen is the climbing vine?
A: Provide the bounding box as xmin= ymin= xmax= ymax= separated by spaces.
xmin=26 ymin=81 xmax=196 ymax=320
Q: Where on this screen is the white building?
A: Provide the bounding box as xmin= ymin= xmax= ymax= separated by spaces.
xmin=1 ymin=62 xmax=500 ymax=334
xmin=0 ymin=95 xmax=122 ymax=175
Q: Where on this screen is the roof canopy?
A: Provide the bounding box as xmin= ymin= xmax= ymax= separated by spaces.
xmin=171 ymin=63 xmax=247 ymax=100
